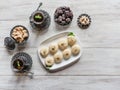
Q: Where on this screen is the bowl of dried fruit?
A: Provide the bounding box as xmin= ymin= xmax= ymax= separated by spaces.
xmin=54 ymin=6 xmax=73 ymax=26
xmin=10 ymin=25 xmax=29 ymax=45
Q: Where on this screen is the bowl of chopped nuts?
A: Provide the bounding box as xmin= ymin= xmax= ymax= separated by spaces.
xmin=10 ymin=25 xmax=29 ymax=45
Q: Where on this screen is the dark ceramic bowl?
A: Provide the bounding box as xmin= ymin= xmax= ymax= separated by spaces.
xmin=4 ymin=37 xmax=16 ymax=50
xmin=54 ymin=6 xmax=73 ymax=26
xmin=10 ymin=25 xmax=29 ymax=45
xmin=30 ymin=11 xmax=45 ymax=25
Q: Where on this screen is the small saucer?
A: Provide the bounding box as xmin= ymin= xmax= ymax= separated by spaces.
xmin=30 ymin=3 xmax=51 ymax=31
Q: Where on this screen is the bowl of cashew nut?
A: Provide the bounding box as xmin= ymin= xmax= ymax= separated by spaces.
xmin=10 ymin=25 xmax=29 ymax=45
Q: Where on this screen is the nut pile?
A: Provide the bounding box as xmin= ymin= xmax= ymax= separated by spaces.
xmin=11 ymin=26 xmax=28 ymax=43
xmin=54 ymin=6 xmax=73 ymax=26
xmin=77 ymin=14 xmax=91 ymax=29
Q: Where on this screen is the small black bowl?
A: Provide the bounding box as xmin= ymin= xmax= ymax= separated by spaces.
xmin=10 ymin=25 xmax=29 ymax=45
xmin=4 ymin=37 xmax=16 ymax=50
xmin=30 ymin=10 xmax=51 ymax=30
xmin=54 ymin=6 xmax=73 ymax=26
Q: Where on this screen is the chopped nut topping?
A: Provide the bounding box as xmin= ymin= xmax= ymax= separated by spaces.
xmin=11 ymin=26 xmax=28 ymax=43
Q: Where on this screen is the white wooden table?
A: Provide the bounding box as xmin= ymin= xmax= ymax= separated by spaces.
xmin=1 ymin=0 xmax=120 ymax=90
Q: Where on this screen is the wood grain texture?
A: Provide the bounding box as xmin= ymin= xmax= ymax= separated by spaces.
xmin=1 ymin=48 xmax=120 ymax=76
xmin=0 ymin=76 xmax=120 ymax=90
xmin=0 ymin=0 xmax=120 ymax=90
xmin=1 ymin=20 xmax=120 ymax=48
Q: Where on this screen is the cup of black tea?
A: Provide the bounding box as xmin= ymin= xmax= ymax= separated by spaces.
xmin=11 ymin=52 xmax=32 ymax=73
xmin=29 ymin=2 xmax=51 ymax=30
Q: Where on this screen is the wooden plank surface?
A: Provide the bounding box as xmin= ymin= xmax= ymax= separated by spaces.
xmin=0 ymin=76 xmax=120 ymax=90
xmin=0 ymin=0 xmax=120 ymax=90
xmin=1 ymin=48 xmax=120 ymax=76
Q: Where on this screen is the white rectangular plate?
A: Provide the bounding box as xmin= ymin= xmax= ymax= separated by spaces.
xmin=37 ymin=32 xmax=83 ymax=72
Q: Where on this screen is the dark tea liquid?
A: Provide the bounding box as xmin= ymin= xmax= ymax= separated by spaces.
xmin=34 ymin=13 xmax=44 ymax=22
xmin=13 ymin=59 xmax=24 ymax=70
